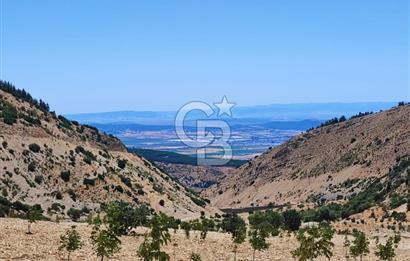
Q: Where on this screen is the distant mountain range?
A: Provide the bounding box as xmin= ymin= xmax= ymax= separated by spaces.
xmin=66 ymin=102 xmax=397 ymax=125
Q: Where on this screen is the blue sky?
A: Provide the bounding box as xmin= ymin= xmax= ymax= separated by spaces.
xmin=1 ymin=0 xmax=409 ymax=113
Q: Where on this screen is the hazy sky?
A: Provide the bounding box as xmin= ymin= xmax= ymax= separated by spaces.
xmin=1 ymin=0 xmax=409 ymax=113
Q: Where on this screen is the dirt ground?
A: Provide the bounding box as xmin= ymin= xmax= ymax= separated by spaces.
xmin=1 ymin=218 xmax=410 ymax=261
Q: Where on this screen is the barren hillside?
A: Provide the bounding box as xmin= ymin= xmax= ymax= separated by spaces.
xmin=206 ymin=104 xmax=410 ymax=209
xmin=0 ymin=83 xmax=210 ymax=220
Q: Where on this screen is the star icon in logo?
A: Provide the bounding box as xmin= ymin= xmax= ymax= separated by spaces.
xmin=214 ymin=95 xmax=236 ymax=117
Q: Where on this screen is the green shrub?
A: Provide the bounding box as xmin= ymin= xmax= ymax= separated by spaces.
xmin=0 ymin=100 xmax=18 ymax=125
xmin=60 ymin=171 xmax=71 ymax=182
xmin=34 ymin=175 xmax=44 ymax=184
xmin=29 ymin=143 xmax=41 ymax=153
xmin=102 ymin=201 xmax=151 ymax=235
xmin=83 ymin=178 xmax=96 ymax=186
xmin=67 ymin=208 xmax=82 ymax=221
xmin=117 ymin=159 xmax=127 ymax=169
xmin=190 ymin=196 xmax=206 ymax=207
xmin=58 ymin=115 xmax=72 ymax=129
xmin=28 ymin=162 xmax=36 ymax=172
xmin=283 ymin=209 xmax=302 ymax=231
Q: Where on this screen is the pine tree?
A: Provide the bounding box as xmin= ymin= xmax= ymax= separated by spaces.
xmin=59 ymin=226 xmax=83 ymax=261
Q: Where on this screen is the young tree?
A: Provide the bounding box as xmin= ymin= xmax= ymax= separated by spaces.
xmin=249 ymin=229 xmax=269 ymax=261
xmin=291 ymin=225 xmax=334 ymax=261
xmin=343 ymin=235 xmax=351 ymax=259
xmin=90 ymin=216 xmax=121 ymax=261
xmin=375 ymin=237 xmax=396 ymax=261
xmin=350 ymin=231 xmax=369 ymax=261
xmin=26 ymin=206 xmax=42 ymax=234
xmin=59 ymin=226 xmax=83 ymax=261
xmin=138 ymin=214 xmax=171 ymax=261
xmin=180 ymin=221 xmax=192 ymax=239
xmin=221 ymin=214 xmax=247 ymax=261
xmin=198 ymin=218 xmax=214 ymax=240
xmin=393 ymin=233 xmax=401 ymax=247
xmin=190 ymin=252 xmax=202 ymax=261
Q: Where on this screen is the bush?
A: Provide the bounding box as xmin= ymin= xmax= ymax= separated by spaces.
xmin=67 ymin=208 xmax=82 ymax=221
xmin=34 ymin=175 xmax=43 ymax=184
xmin=391 ymin=211 xmax=406 ymax=222
xmin=49 ymin=203 xmax=65 ymax=212
xmin=28 ymin=162 xmax=36 ymax=172
xmin=29 ymin=143 xmax=41 ymax=153
xmin=0 ymin=100 xmax=18 ymax=125
xmin=55 ymin=191 xmax=63 ymax=200
xmin=12 ymin=201 xmax=30 ymax=212
xmin=60 ymin=171 xmax=71 ymax=182
xmin=159 ymin=199 xmax=165 ymax=207
xmin=58 ymin=115 xmax=72 ymax=129
xmin=190 ymin=253 xmax=202 ymax=261
xmin=190 ymin=196 xmax=206 ymax=207
xmin=120 ymin=176 xmax=132 ymax=188
xmin=83 ymin=178 xmax=96 ymax=186
xmin=283 ymin=209 xmax=301 ymax=231
xmin=117 ymin=159 xmax=127 ymax=169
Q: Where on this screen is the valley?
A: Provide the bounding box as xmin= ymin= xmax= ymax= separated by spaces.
xmin=1 ymin=83 xmax=409 ymax=261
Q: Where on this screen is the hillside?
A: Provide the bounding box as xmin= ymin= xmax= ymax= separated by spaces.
xmin=206 ymin=104 xmax=410 ymax=211
xmin=129 ymin=148 xmax=242 ymax=191
xmin=0 ymin=82 xmax=210 ymax=220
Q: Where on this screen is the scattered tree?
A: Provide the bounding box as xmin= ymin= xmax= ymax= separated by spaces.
xmin=90 ymin=216 xmax=121 ymax=261
xmin=343 ymin=235 xmax=350 ymax=259
xmin=292 ymin=225 xmax=334 ymax=261
xmin=350 ymin=231 xmax=369 ymax=261
xmin=221 ymin=214 xmax=247 ymax=261
xmin=26 ymin=206 xmax=42 ymax=234
xmin=59 ymin=226 xmax=83 ymax=261
xmin=103 ymin=201 xmax=150 ymax=236
xmin=180 ymin=221 xmax=192 ymax=239
xmin=190 ymin=252 xmax=202 ymax=261
xmin=375 ymin=237 xmax=396 ymax=261
xmin=138 ymin=214 xmax=171 ymax=261
xmin=249 ymin=229 xmax=269 ymax=261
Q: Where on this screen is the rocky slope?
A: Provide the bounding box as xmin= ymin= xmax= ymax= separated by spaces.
xmin=155 ymin=162 xmax=235 ymax=191
xmin=0 ymin=83 xmax=209 ymax=220
xmin=206 ymin=104 xmax=410 ymax=209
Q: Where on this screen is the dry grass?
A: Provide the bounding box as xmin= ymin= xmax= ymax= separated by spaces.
xmin=1 ymin=218 xmax=410 ymax=261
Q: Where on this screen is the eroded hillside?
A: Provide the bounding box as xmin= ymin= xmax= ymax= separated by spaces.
xmin=206 ymin=104 xmax=410 ymax=209
xmin=0 ymin=83 xmax=210 ymax=220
